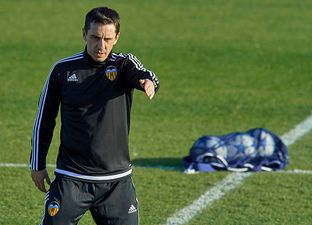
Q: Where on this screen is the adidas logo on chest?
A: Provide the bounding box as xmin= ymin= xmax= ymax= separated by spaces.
xmin=67 ymin=73 xmax=79 ymax=82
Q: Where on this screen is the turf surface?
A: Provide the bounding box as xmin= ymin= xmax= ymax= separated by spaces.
xmin=0 ymin=0 xmax=311 ymax=224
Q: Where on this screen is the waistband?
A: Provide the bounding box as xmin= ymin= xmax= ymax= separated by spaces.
xmin=54 ymin=168 xmax=132 ymax=182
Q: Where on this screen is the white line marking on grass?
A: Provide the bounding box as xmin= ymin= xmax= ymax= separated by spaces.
xmin=134 ymin=165 xmax=182 ymax=171
xmin=0 ymin=163 xmax=55 ymax=168
xmin=1 ymin=163 xmax=311 ymax=175
xmin=166 ymin=172 xmax=252 ymax=225
xmin=281 ymin=115 xmax=312 ymax=146
xmin=281 ymin=169 xmax=312 ymax=175
xmin=165 ymin=114 xmax=312 ymax=225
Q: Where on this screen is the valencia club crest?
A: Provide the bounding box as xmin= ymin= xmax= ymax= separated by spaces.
xmin=105 ymin=66 xmax=118 ymax=81
xmin=48 ymin=201 xmax=60 ymax=217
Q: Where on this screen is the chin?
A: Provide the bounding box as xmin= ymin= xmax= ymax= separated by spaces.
xmin=96 ymin=58 xmax=106 ymax=62
xmin=93 ymin=56 xmax=107 ymax=62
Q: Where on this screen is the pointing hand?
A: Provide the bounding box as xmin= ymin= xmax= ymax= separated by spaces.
xmin=139 ymin=79 xmax=155 ymax=100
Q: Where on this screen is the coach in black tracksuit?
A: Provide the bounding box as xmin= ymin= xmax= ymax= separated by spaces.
xmin=30 ymin=7 xmax=159 ymax=225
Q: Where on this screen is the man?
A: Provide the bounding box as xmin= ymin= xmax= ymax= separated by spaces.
xmin=30 ymin=6 xmax=159 ymax=225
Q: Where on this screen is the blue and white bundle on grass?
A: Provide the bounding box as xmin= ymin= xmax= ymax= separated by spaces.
xmin=183 ymin=128 xmax=288 ymax=173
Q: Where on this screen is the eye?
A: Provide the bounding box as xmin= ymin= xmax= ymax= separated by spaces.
xmin=91 ymin=35 xmax=100 ymax=40
xmin=104 ymin=38 xmax=113 ymax=42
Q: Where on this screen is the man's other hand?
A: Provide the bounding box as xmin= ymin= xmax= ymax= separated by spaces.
xmin=31 ymin=169 xmax=51 ymax=193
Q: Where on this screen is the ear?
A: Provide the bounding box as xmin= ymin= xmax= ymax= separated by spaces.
xmin=113 ymin=32 xmax=120 ymax=45
xmin=82 ymin=28 xmax=87 ymax=41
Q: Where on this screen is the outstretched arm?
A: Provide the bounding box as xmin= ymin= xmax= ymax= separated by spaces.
xmin=123 ymin=53 xmax=160 ymax=95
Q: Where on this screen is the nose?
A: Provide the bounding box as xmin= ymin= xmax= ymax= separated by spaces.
xmin=99 ymin=38 xmax=106 ymax=50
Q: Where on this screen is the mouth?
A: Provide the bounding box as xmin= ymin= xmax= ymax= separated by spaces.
xmin=92 ymin=51 xmax=108 ymax=62
xmin=96 ymin=52 xmax=105 ymax=56
xmin=95 ymin=49 xmax=106 ymax=55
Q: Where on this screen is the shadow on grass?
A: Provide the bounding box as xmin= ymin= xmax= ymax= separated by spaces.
xmin=132 ymin=157 xmax=184 ymax=171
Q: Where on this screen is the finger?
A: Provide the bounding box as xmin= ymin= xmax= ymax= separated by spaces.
xmin=36 ymin=179 xmax=46 ymax=193
xmin=146 ymin=83 xmax=153 ymax=90
xmin=139 ymin=79 xmax=145 ymax=88
xmin=148 ymin=93 xmax=154 ymax=100
xmin=42 ymin=173 xmax=51 ymax=192
xmin=144 ymin=89 xmax=151 ymax=98
xmin=39 ymin=179 xmax=46 ymax=192
xmin=31 ymin=169 xmax=49 ymax=193
xmin=42 ymin=185 xmax=48 ymax=193
xmin=46 ymin=175 xmax=52 ymax=185
xmin=35 ymin=176 xmax=47 ymax=193
xmin=32 ymin=176 xmax=41 ymax=190
xmin=141 ymin=79 xmax=155 ymax=99
xmin=146 ymin=90 xmax=155 ymax=100
xmin=145 ymin=83 xmax=154 ymax=93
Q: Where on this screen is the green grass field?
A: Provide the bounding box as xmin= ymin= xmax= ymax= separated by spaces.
xmin=0 ymin=0 xmax=311 ymax=224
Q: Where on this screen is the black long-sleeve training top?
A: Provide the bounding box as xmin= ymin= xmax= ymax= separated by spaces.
xmin=30 ymin=50 xmax=160 ymax=181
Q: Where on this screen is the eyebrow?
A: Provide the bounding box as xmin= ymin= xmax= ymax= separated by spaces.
xmin=90 ymin=34 xmax=114 ymax=39
xmin=91 ymin=34 xmax=101 ymax=38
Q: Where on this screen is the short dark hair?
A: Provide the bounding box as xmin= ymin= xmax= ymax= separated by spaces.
xmin=84 ymin=7 xmax=120 ymax=34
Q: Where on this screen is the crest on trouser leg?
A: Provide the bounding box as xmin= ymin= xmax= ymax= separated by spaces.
xmin=48 ymin=201 xmax=60 ymax=217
